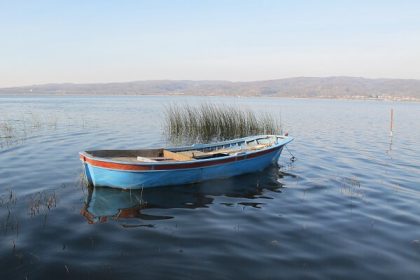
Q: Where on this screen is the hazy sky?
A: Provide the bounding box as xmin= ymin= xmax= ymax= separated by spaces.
xmin=1 ymin=0 xmax=420 ymax=87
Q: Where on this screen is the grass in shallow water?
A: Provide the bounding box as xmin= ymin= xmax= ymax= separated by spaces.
xmin=164 ymin=103 xmax=281 ymax=143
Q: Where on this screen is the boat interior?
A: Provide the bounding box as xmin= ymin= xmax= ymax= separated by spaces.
xmin=86 ymin=136 xmax=279 ymax=163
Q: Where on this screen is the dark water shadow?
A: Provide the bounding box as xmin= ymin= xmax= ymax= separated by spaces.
xmin=81 ymin=166 xmax=288 ymax=224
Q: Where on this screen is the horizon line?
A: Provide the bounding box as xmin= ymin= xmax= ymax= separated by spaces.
xmin=2 ymin=75 xmax=420 ymax=89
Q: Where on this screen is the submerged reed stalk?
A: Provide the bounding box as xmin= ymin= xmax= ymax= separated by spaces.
xmin=0 ymin=122 xmax=14 ymax=139
xmin=164 ymin=103 xmax=281 ymax=143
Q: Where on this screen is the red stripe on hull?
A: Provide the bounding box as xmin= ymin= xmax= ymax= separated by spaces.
xmin=81 ymin=146 xmax=281 ymax=171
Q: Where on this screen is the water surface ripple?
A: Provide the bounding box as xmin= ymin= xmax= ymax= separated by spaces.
xmin=1 ymin=96 xmax=419 ymax=279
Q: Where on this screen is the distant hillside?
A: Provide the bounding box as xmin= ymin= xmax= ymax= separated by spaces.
xmin=1 ymin=77 xmax=420 ymax=101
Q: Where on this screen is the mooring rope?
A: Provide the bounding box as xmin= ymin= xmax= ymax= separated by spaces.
xmin=285 ymin=145 xmax=296 ymax=162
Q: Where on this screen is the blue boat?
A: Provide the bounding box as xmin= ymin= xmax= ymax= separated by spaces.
xmin=80 ymin=134 xmax=293 ymax=189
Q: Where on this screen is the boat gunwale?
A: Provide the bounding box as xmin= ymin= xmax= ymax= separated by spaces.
xmin=82 ymin=147 xmax=283 ymax=173
xmin=80 ymin=135 xmax=293 ymax=168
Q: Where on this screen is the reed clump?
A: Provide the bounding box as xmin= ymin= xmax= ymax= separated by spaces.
xmin=164 ymin=103 xmax=281 ymax=143
xmin=28 ymin=191 xmax=57 ymax=217
xmin=0 ymin=122 xmax=14 ymax=139
xmin=0 ymin=112 xmax=61 ymax=149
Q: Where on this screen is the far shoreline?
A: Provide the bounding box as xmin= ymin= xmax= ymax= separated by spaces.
xmin=0 ymin=93 xmax=419 ymax=103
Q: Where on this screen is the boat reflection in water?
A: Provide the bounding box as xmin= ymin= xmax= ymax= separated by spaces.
xmin=81 ymin=166 xmax=291 ymax=225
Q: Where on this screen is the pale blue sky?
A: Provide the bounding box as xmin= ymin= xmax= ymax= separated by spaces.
xmin=1 ymin=0 xmax=419 ymax=86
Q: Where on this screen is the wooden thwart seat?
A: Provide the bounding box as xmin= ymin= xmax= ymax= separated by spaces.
xmin=177 ymin=150 xmax=208 ymax=158
xmin=163 ymin=150 xmax=194 ymax=161
xmin=136 ymin=156 xmax=157 ymax=162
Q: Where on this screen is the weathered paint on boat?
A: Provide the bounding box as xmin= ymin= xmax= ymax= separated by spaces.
xmin=80 ymin=135 xmax=293 ymax=189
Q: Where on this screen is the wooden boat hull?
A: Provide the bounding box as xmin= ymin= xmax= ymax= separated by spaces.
xmin=80 ymin=135 xmax=293 ymax=189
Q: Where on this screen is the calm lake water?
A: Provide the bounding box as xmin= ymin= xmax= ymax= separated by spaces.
xmin=1 ymin=96 xmax=419 ymax=279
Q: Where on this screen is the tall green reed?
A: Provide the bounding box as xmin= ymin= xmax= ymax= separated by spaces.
xmin=164 ymin=103 xmax=281 ymax=144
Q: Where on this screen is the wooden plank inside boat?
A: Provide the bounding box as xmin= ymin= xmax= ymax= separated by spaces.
xmin=177 ymin=150 xmax=208 ymax=158
xmin=136 ymin=156 xmax=157 ymax=162
xmin=163 ymin=150 xmax=194 ymax=161
xmin=162 ymin=142 xmax=271 ymax=162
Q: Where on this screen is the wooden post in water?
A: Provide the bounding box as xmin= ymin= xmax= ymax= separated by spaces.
xmin=390 ymin=108 xmax=394 ymax=137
